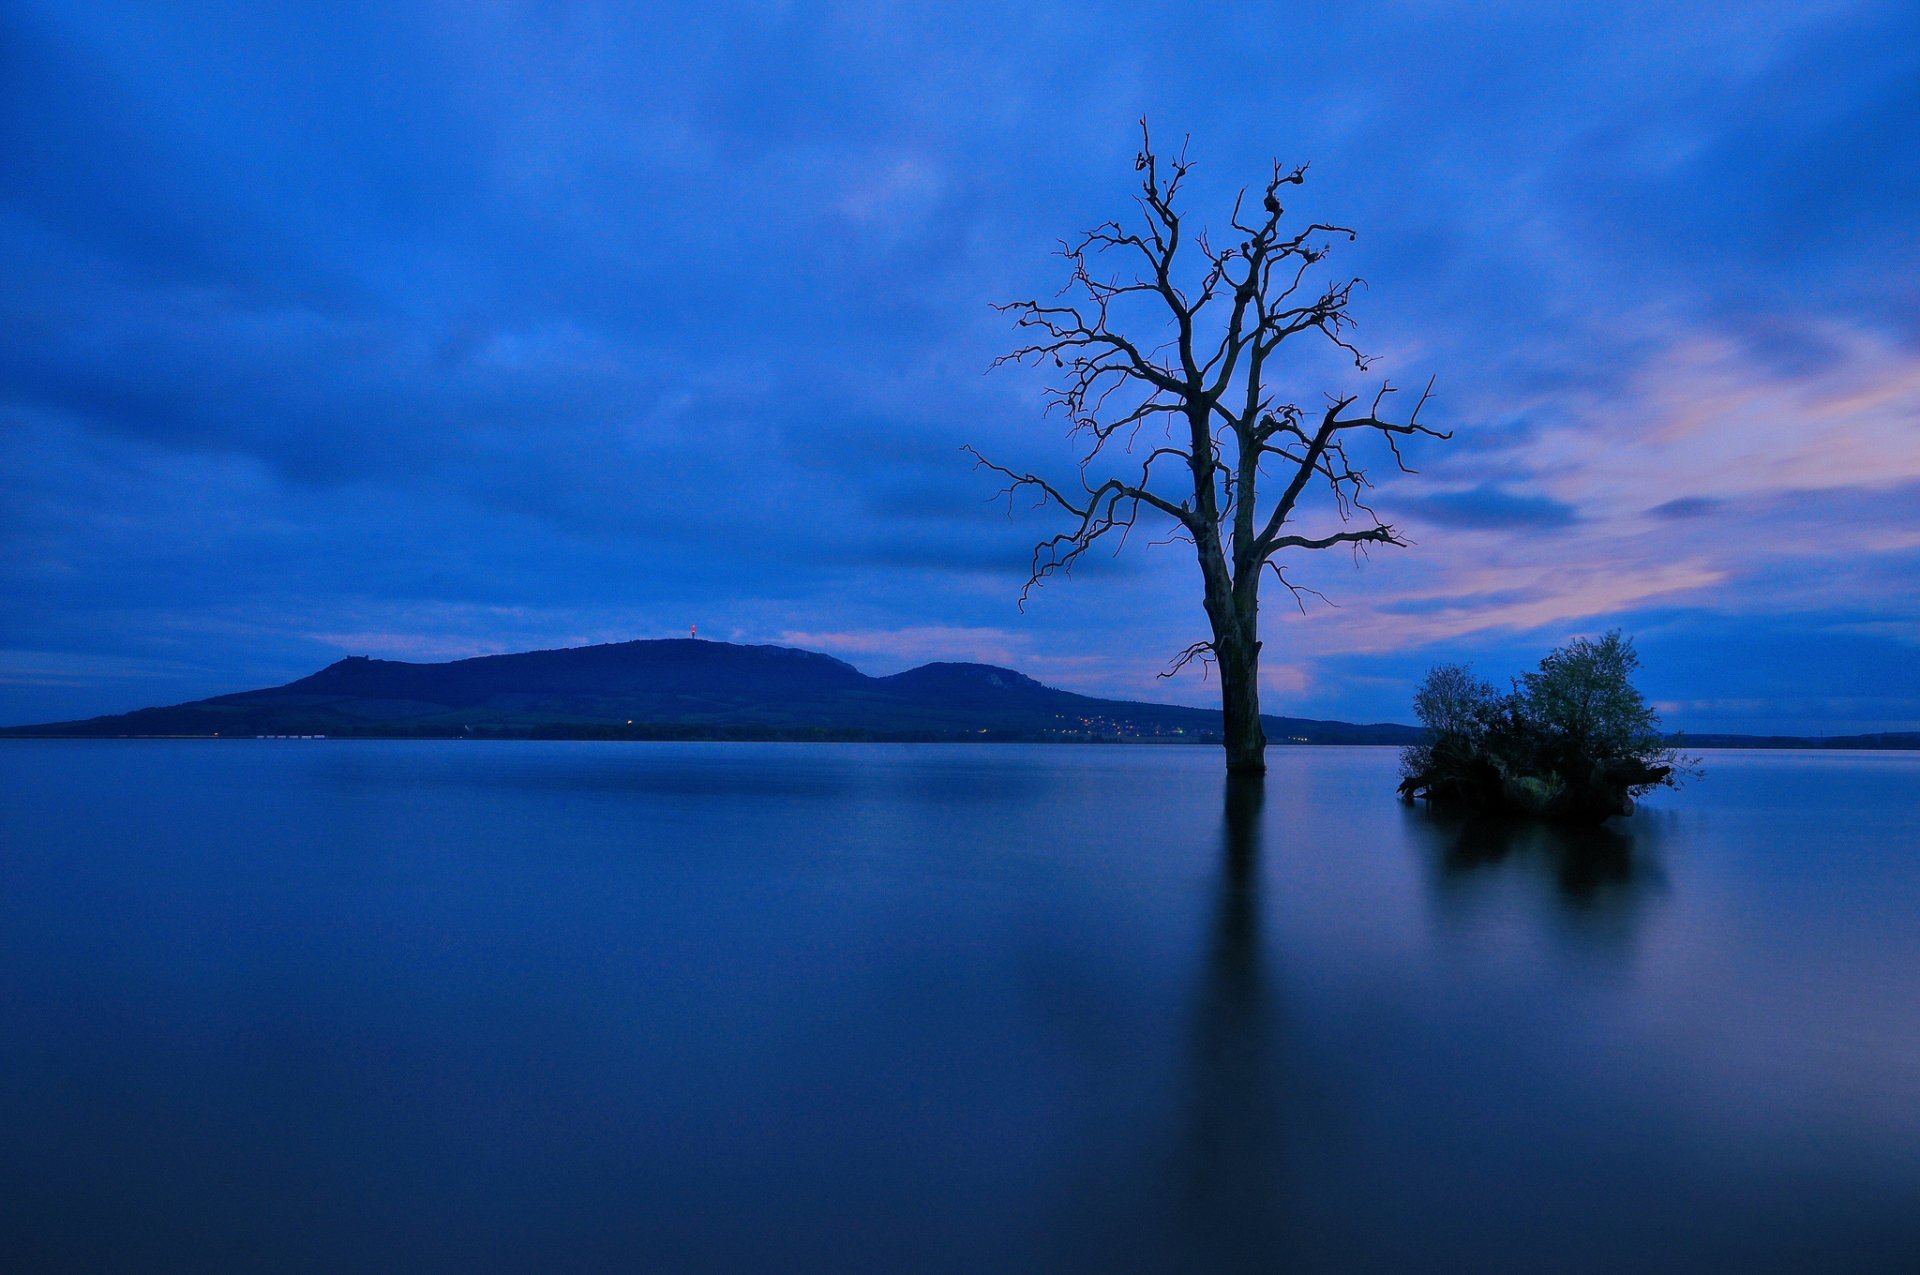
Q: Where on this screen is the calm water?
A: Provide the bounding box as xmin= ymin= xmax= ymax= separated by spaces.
xmin=2 ymin=742 xmax=1917 ymax=1272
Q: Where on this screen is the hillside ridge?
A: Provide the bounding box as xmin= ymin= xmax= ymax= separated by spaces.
xmin=7 ymin=638 xmax=1915 ymax=749
xmin=0 ymin=637 xmax=1416 ymax=744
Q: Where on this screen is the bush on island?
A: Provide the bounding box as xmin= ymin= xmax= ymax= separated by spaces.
xmin=1398 ymin=631 xmax=1696 ymax=824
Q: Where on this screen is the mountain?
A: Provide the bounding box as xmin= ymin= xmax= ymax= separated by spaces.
xmin=0 ymin=638 xmax=1424 ymax=744
xmin=11 ymin=638 xmax=1914 ymax=748
xmin=1671 ymin=731 xmax=1920 ymax=751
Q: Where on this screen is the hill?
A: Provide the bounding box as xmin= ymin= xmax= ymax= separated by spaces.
xmin=0 ymin=638 xmax=1421 ymax=744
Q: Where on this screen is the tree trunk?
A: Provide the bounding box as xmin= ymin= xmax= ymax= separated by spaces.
xmin=1216 ymin=627 xmax=1266 ymax=776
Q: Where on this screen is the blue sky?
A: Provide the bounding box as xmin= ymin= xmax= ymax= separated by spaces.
xmin=3 ymin=0 xmax=1917 ymax=733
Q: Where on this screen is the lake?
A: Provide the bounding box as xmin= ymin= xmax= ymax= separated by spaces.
xmin=2 ymin=741 xmax=1917 ymax=1272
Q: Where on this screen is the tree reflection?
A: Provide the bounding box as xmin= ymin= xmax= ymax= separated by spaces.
xmin=1173 ymin=773 xmax=1290 ymax=1268
xmin=1405 ymin=805 xmax=1669 ymax=960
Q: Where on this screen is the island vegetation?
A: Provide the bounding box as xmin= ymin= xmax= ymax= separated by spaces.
xmin=1398 ymin=631 xmax=1696 ymax=824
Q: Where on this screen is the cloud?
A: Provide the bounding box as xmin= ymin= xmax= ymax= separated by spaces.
xmin=1295 ymin=560 xmax=1730 ymax=654
xmin=776 ymin=624 xmax=1027 ymax=671
xmin=1408 ymin=484 xmax=1581 ymax=529
xmin=1648 ymin=496 xmax=1719 ymax=520
xmin=3 ymin=0 xmax=1918 ymax=734
xmin=1526 ymin=324 xmax=1920 ymax=514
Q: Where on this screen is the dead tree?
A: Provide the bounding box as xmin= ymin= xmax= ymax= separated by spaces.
xmin=972 ymin=123 xmax=1448 ymax=775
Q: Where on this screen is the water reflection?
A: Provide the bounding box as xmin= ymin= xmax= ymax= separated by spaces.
xmin=10 ymin=744 xmax=1920 ymax=1269
xmin=1173 ymin=774 xmax=1289 ymax=1268
xmin=1405 ymin=805 xmax=1669 ymax=960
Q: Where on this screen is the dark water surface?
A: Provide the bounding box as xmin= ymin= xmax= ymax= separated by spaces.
xmin=2 ymin=742 xmax=1917 ymax=1272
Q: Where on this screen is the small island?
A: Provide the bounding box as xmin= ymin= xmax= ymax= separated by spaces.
xmin=1397 ymin=631 xmax=1694 ymax=824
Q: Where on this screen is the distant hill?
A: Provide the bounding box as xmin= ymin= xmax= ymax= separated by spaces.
xmin=0 ymin=638 xmax=1422 ymax=744
xmin=7 ymin=638 xmax=1913 ymax=749
xmin=1671 ymin=731 xmax=1920 ymax=751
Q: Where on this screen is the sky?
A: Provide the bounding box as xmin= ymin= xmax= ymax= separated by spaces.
xmin=3 ymin=0 xmax=1918 ymax=734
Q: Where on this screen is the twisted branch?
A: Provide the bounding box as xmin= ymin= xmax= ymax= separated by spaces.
xmin=975 ymin=120 xmax=1449 ymax=668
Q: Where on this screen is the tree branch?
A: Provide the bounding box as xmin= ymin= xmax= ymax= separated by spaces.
xmin=974 ymin=124 xmax=1447 ymax=659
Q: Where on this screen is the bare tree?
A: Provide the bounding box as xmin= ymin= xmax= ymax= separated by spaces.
xmin=972 ymin=123 xmax=1448 ymax=775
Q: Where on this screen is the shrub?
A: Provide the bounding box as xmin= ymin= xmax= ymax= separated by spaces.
xmin=1399 ymin=631 xmax=1695 ymax=823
